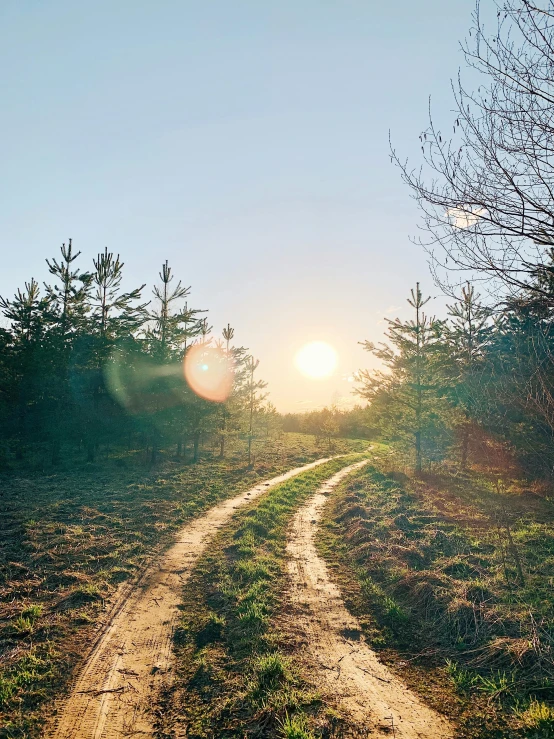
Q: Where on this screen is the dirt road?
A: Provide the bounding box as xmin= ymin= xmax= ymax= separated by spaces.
xmin=286 ymin=461 xmax=454 ymax=738
xmin=47 ymin=457 xmax=333 ymax=739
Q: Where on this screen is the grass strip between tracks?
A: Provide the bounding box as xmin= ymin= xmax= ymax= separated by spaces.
xmin=156 ymin=454 xmax=367 ymax=739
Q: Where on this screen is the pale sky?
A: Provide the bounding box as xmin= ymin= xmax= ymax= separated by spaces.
xmin=0 ymin=0 xmax=477 ymax=412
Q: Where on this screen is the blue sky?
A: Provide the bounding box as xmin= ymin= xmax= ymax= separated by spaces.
xmin=0 ymin=0 xmax=477 ymax=411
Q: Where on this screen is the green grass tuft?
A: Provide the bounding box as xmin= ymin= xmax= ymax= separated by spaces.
xmin=445 ymin=660 xmax=479 ymax=694
xmin=515 ymin=699 xmax=554 ymax=734
xmin=278 ymin=712 xmax=316 ymax=739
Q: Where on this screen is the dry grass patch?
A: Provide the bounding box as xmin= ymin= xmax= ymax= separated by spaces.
xmin=317 ymin=455 xmax=554 ymax=738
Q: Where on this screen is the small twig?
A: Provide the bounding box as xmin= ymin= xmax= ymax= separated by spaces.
xmin=318 ymin=660 xmax=339 ymax=673
xmin=77 ymin=686 xmax=125 ymax=696
xmin=384 ymin=714 xmax=397 ymax=738
xmin=358 ymin=666 xmax=391 ymax=683
xmin=337 ymin=646 xmax=360 ymax=665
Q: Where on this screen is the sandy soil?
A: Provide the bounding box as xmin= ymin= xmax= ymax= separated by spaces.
xmin=286 ymin=461 xmax=454 ymax=738
xmin=46 ymin=457 xmax=333 ymax=739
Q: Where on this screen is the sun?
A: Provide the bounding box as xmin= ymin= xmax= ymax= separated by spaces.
xmin=295 ymin=341 xmax=337 ymax=379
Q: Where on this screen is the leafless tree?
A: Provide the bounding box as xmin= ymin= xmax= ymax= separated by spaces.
xmin=394 ymin=1 xmax=554 ymax=304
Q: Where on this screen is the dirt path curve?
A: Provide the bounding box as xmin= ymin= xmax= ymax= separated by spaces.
xmin=47 ymin=457 xmax=335 ymax=739
xmin=286 ymin=461 xmax=454 ymax=738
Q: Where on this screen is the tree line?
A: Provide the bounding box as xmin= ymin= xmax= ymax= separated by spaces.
xmin=366 ymin=1 xmax=554 ymax=478
xmin=282 ymin=406 xmax=377 ymax=445
xmin=0 ymin=241 xmax=276 ymax=467
xmin=356 ymin=279 xmax=554 ymax=477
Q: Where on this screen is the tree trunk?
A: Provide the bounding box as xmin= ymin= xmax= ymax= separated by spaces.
xmin=220 ymin=406 xmax=226 ymax=459
xmin=193 ymin=432 xmax=200 ymax=463
xmin=415 ymin=430 xmax=422 ymax=475
xmin=461 ymin=422 xmax=470 ymax=470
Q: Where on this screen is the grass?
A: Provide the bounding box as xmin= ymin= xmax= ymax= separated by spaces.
xmin=156 ymin=453 xmax=368 ymax=738
xmin=278 ymin=712 xmax=317 ymax=739
xmin=317 ymin=447 xmax=554 ymax=738
xmin=0 ymin=433 xmax=366 ymax=738
xmin=514 ymin=700 xmax=554 ymax=737
xmin=445 ymin=659 xmax=480 ymax=694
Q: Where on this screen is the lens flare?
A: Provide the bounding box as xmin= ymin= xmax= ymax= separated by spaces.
xmin=184 ymin=343 xmax=234 ymax=402
xmin=104 ymin=344 xmax=186 ymax=417
xmin=295 ymin=341 xmax=337 ymax=379
xmin=105 ymin=341 xmax=234 ymax=426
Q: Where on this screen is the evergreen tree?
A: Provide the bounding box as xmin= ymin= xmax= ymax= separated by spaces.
xmin=45 ymin=239 xmax=91 ymax=341
xmin=144 ymin=260 xmax=204 ymax=462
xmin=74 ymin=248 xmax=148 ymax=462
xmin=441 ymin=284 xmax=491 ymax=467
xmin=358 ymin=283 xmax=448 ymax=472
xmin=146 ymin=261 xmax=202 ymax=360
xmin=243 ymin=356 xmax=267 ymax=467
xmin=0 ymin=279 xmax=51 ymax=457
xmin=219 ymin=323 xmax=235 ymax=458
xmin=257 ymin=402 xmax=281 ymax=439
xmin=43 ymin=241 xmax=92 ymax=461
xmin=90 ymin=247 xmax=147 ymax=342
xmin=0 ymin=242 xmax=276 ymax=469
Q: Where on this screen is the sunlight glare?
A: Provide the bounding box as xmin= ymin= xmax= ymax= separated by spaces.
xmin=295 ymin=341 xmax=337 ymax=379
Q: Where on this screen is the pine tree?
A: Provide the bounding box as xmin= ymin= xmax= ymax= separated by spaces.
xmin=0 ymin=279 xmax=51 ymax=458
xmin=241 ymin=356 xmax=267 ymax=467
xmin=45 ymin=239 xmax=91 ymax=341
xmin=73 ymin=248 xmax=148 ymax=462
xmin=0 ymin=243 xmax=276 ymax=470
xmin=0 ymin=326 xmax=14 ymax=461
xmin=91 ymin=248 xmax=147 ymax=342
xmin=358 ymin=283 xmax=447 ymax=473
xmin=146 ymin=261 xmax=203 ymax=360
xmin=442 ymin=284 xmax=491 ymax=467
xmin=144 ymin=261 xmax=205 ymax=462
xmin=219 ymin=323 xmax=235 ymax=458
xmin=43 ymin=241 xmax=93 ymax=461
xmin=257 ymin=402 xmax=281 ymax=439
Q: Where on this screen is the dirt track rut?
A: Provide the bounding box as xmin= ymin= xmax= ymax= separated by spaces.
xmin=47 ymin=457 xmax=333 ymax=739
xmin=286 ymin=461 xmax=454 ymax=738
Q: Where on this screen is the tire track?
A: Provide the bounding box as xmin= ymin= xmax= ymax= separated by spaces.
xmin=286 ymin=461 xmax=454 ymax=738
xmin=47 ymin=457 xmax=334 ymax=739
